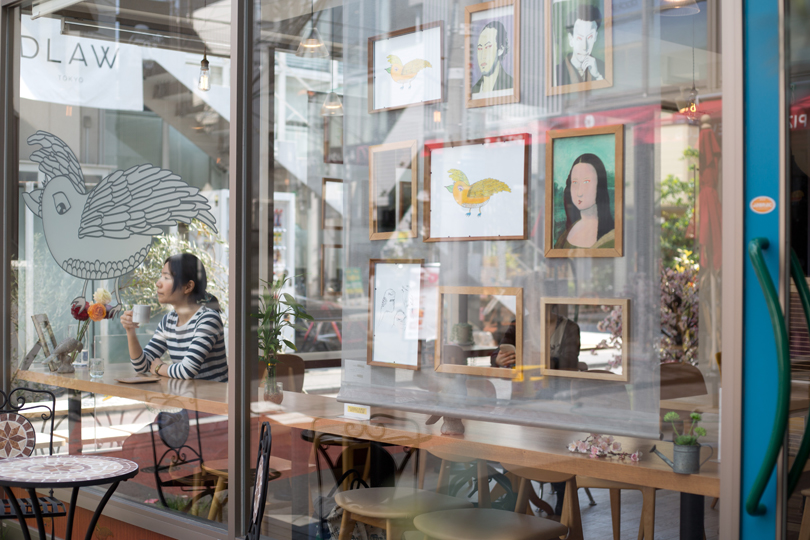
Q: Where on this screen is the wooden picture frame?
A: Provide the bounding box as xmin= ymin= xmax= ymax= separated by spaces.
xmin=539 ymin=297 xmax=629 ymax=382
xmin=545 ymin=124 xmax=623 ymax=258
xmin=465 ymin=0 xmax=521 ymax=108
xmin=545 ymin=0 xmax=613 ymax=96
xmin=368 ymin=259 xmax=424 ymax=370
xmin=321 ymin=178 xmax=344 ymax=231
xmin=369 ymin=140 xmax=418 ymax=240
xmin=32 ymin=314 xmax=58 ymax=356
xmin=368 ymin=21 xmax=444 ymax=113
xmin=320 ymin=244 xmax=343 ymax=298
xmin=434 ymin=286 xmax=522 ymax=379
xmin=324 ymin=116 xmax=343 ymax=164
xmin=424 ymin=134 xmax=529 ymax=242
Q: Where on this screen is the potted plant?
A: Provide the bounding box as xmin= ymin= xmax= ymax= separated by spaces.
xmin=255 ymin=275 xmax=312 ymax=404
xmin=651 ymin=412 xmax=711 ymax=474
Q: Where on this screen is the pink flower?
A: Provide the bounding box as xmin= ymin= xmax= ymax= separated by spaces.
xmin=590 ymin=447 xmax=601 ymax=458
xmin=630 ymin=452 xmax=640 ymax=462
xmin=611 ymin=442 xmax=622 ymax=452
xmin=577 ymin=441 xmax=589 ymax=453
xmin=568 ymin=443 xmax=577 ymax=452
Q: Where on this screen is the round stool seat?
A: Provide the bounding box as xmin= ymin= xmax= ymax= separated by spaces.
xmin=334 ymin=488 xmax=472 ymax=519
xmin=414 ymin=508 xmax=568 ymax=540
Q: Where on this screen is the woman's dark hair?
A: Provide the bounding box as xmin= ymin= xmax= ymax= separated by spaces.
xmin=164 ymin=253 xmax=220 ymax=311
xmin=562 ymin=153 xmax=614 ymax=240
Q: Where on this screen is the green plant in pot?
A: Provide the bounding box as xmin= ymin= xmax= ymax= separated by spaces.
xmin=651 ymin=412 xmax=712 ymax=474
xmin=255 ymin=275 xmax=312 ymax=403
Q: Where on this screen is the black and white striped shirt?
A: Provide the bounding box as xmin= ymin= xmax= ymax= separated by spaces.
xmin=131 ymin=307 xmax=228 ymax=382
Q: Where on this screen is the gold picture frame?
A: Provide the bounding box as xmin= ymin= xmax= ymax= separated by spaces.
xmin=369 ymin=140 xmax=418 ymax=241
xmin=545 ymin=124 xmax=624 ymax=258
xmin=544 ymin=0 xmax=613 ymax=96
xmin=465 ymin=0 xmax=521 ymax=109
xmin=434 ymin=286 xmax=522 ymax=379
xmin=539 ymin=297 xmax=629 ymax=382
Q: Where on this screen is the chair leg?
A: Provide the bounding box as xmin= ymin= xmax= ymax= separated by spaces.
xmin=638 ymin=487 xmax=656 ymax=540
xmin=584 ymin=487 xmax=597 ymax=506
xmin=609 ymin=489 xmax=621 ymax=540
xmin=799 ymin=496 xmax=810 ymax=540
xmin=386 ymin=520 xmax=404 ymax=540
xmin=561 ymin=478 xmax=584 ymax=540
xmin=476 ymin=461 xmax=491 ymax=509
xmin=338 ymin=510 xmax=357 ymax=540
xmin=515 ymin=478 xmax=531 ymax=514
xmin=711 ymin=497 xmax=719 ymax=510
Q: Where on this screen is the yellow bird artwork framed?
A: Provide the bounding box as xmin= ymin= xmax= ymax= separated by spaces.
xmin=368 ymin=21 xmax=444 ymax=113
xmin=424 ymin=134 xmax=530 ymax=242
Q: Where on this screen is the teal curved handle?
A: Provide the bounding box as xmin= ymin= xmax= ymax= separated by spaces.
xmin=746 ymin=238 xmax=791 ymax=516
xmin=789 ymin=249 xmax=810 ymax=495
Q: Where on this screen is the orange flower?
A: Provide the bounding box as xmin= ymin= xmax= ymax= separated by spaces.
xmin=87 ymin=303 xmax=106 ymax=322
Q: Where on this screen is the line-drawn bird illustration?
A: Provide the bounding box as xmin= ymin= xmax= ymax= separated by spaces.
xmin=22 ymin=131 xmax=218 ymax=318
xmin=379 ymin=288 xmax=396 ymax=325
xmin=444 ymin=169 xmax=511 ymax=216
xmin=385 ymin=55 xmax=432 ymax=89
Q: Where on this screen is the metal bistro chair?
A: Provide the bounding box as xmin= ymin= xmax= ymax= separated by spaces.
xmin=247 ymin=422 xmax=276 ymax=540
xmin=0 ymin=388 xmax=66 ymax=537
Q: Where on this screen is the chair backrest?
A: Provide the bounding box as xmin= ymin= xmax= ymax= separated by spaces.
xmin=247 ymin=422 xmax=273 ymax=540
xmin=149 ymin=408 xmax=205 ymax=480
xmin=276 ymin=354 xmax=305 ymax=393
xmin=0 ymin=388 xmax=56 ymax=458
xmin=660 ymin=361 xmax=708 ymax=400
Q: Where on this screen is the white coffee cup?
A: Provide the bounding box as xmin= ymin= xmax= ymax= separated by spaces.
xmin=132 ymin=305 xmax=151 ymax=325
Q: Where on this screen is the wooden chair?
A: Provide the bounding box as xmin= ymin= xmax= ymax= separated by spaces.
xmin=246 ymin=422 xmax=274 ymax=540
xmin=660 ymin=361 xmax=708 ymax=400
xmin=413 ymin=508 xmax=569 ymax=540
xmin=576 ymin=477 xmax=656 ymax=540
xmin=275 ymin=354 xmax=306 ymax=393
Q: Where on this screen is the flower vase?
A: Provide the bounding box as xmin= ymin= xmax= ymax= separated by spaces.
xmin=263 ymin=367 xmax=283 ymax=404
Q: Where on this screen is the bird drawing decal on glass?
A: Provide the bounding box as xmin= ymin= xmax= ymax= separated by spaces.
xmin=385 ymin=55 xmax=432 ymax=89
xmin=444 ymin=169 xmax=511 ymax=216
xmin=22 ymin=131 xmax=218 ymax=317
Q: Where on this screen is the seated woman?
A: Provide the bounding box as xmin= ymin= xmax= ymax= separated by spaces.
xmin=122 ymin=253 xmax=227 ymax=382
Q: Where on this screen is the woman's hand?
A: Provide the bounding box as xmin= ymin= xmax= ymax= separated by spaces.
xmin=121 ymin=310 xmax=139 ymax=332
xmin=495 ymin=350 xmax=516 ymax=367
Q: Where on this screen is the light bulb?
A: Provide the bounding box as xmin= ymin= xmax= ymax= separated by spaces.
xmin=659 ymin=0 xmax=700 ymax=16
xmin=321 ymin=91 xmax=344 ymax=116
xmin=198 ymin=53 xmax=210 ymax=91
xmin=296 ymin=28 xmax=329 ymax=58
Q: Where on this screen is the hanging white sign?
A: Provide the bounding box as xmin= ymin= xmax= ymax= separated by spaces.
xmin=20 ymin=15 xmax=144 ymax=111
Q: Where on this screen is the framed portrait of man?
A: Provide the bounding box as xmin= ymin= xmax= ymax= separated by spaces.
xmin=545 ymin=0 xmax=613 ymax=96
xmin=465 ymin=0 xmax=520 ymax=108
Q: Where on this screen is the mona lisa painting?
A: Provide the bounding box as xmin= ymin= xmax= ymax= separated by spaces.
xmin=545 ymin=124 xmax=623 ymax=258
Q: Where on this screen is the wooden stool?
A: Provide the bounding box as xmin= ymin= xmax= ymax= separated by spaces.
xmin=414 ymin=508 xmax=568 ymax=540
xmin=577 ymin=477 xmax=656 ymax=540
xmin=335 ymin=487 xmax=473 ymax=540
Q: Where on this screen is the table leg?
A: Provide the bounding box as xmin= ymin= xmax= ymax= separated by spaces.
xmin=26 ymin=488 xmax=47 ymax=540
xmin=66 ymin=487 xmax=79 ymax=540
xmin=68 ymin=389 xmax=82 ymax=455
xmin=207 ymin=476 xmax=227 ymax=521
xmin=84 ymin=481 xmax=120 ymax=540
xmin=3 ymin=487 xmax=32 ymax=540
xmin=680 ymin=493 xmax=705 ymax=540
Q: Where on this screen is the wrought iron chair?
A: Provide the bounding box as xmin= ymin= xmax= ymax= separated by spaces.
xmin=246 ymin=422 xmax=274 ymax=540
xmin=0 ymin=387 xmax=66 ymax=537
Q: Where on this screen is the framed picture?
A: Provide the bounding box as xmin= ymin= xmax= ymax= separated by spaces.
xmin=425 ymin=134 xmax=529 ymax=242
xmin=32 ymin=314 xmax=58 ymax=356
xmin=434 ymin=286 xmax=522 ymax=379
xmin=321 ymin=178 xmax=344 ymax=231
xmin=539 ymin=297 xmax=629 ymax=382
xmin=367 ymin=259 xmax=424 ymax=370
xmin=369 ymin=140 xmax=418 ymax=240
xmin=465 ymin=0 xmax=520 ymax=108
xmin=368 ymin=21 xmax=444 ymax=113
xmin=545 ymin=124 xmax=623 ymax=258
xmin=320 ymin=244 xmax=343 ymax=298
xmin=324 ymin=116 xmax=343 ymax=164
xmin=545 ymin=0 xmax=613 ymax=96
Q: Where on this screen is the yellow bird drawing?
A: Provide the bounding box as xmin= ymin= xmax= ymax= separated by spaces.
xmin=385 ymin=55 xmax=432 ymax=89
xmin=444 ymin=169 xmax=511 ymax=217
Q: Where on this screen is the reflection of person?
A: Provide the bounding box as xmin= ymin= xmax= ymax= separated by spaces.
xmin=554 ymin=5 xmax=604 ymax=87
xmin=123 ymin=254 xmax=227 ymax=381
xmin=554 ymin=153 xmax=615 ymax=249
xmin=472 ymin=21 xmax=513 ymax=95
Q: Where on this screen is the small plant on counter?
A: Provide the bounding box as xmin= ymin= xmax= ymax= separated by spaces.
xmin=664 ymin=411 xmax=707 ymax=446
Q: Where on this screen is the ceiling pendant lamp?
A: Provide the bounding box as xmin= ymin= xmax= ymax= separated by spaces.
xmin=659 ymin=0 xmax=700 ymax=17
xmin=198 ymin=48 xmax=211 ymax=91
xmin=296 ymin=0 xmax=329 ymax=58
xmin=321 ymin=14 xmax=342 ymax=116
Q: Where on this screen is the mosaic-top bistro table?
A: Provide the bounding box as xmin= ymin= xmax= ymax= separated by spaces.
xmin=0 ymin=455 xmax=139 ymax=540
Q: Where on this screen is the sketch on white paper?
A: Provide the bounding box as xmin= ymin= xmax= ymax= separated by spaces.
xmin=369 ymin=261 xmax=422 ymax=368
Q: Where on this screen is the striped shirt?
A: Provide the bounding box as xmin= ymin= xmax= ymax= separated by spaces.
xmin=131 ymin=307 xmax=228 ymax=382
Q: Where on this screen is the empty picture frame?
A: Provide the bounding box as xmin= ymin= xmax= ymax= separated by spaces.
xmin=322 ymin=178 xmax=344 ymax=231
xmin=368 ymin=259 xmax=424 ymax=370
xmin=545 ymin=124 xmax=624 ymax=258
xmin=369 ymin=140 xmax=418 ymax=240
xmin=324 ymin=116 xmax=343 ymax=164
xmin=539 ymin=297 xmax=629 ymax=382
xmin=425 ymin=134 xmax=529 ymax=242
xmin=32 ymin=314 xmax=58 ymax=356
xmin=320 ymin=244 xmax=343 ymax=298
xmin=545 ymin=0 xmax=613 ymax=96
xmin=465 ymin=0 xmax=521 ymax=108
xmin=435 ymin=286 xmax=522 ymax=379
xmin=368 ymin=21 xmax=444 ymax=113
